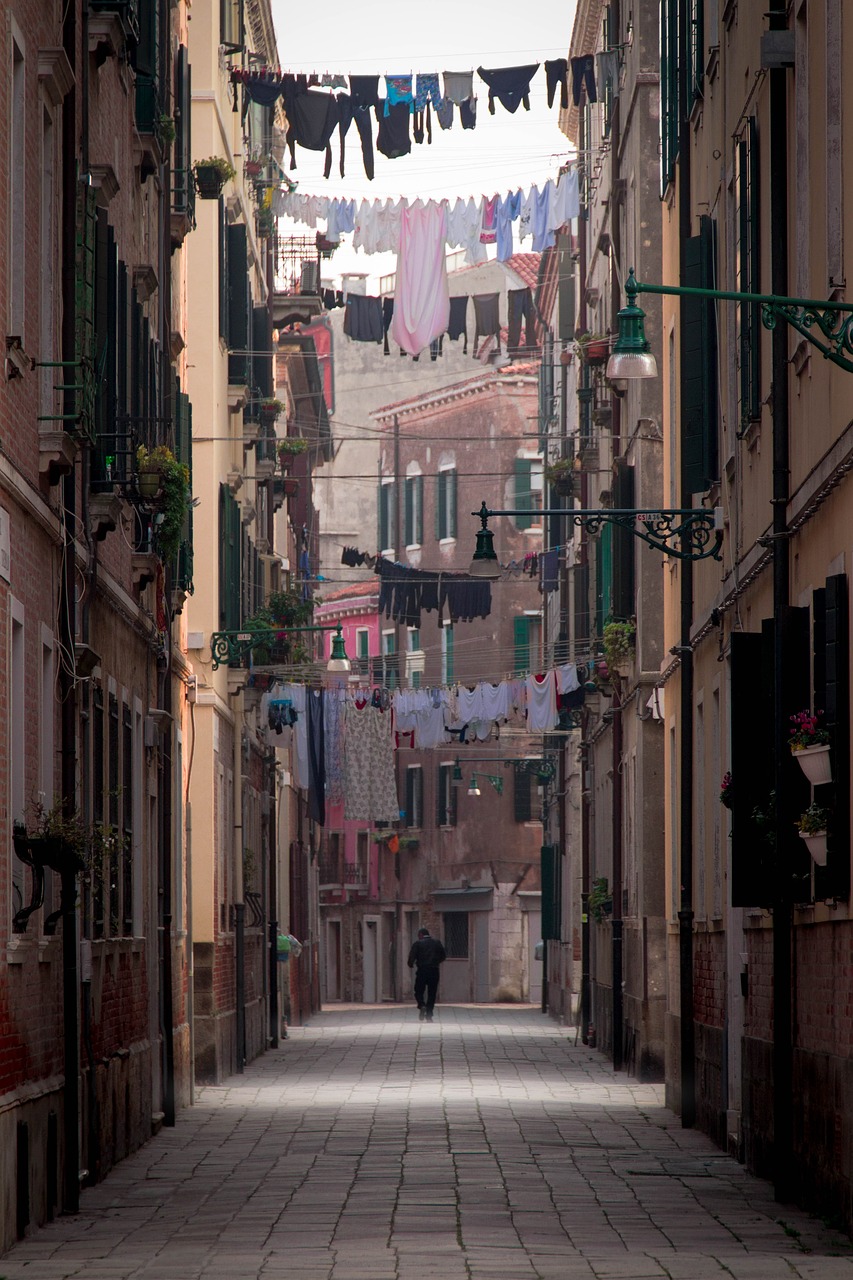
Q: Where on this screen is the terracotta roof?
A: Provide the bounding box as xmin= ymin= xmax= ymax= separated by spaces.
xmin=317 ymin=580 xmax=378 ymax=604
xmin=503 ymin=253 xmax=542 ymax=291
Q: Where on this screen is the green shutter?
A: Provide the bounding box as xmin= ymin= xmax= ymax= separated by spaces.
xmin=541 ymin=845 xmax=559 ymax=940
xmin=737 ymin=118 xmax=761 ymax=430
xmin=448 ymin=469 xmax=457 ymax=537
xmin=404 ymin=477 xmax=414 ymax=545
xmin=416 ymin=475 xmax=424 ymax=543
xmin=514 ymin=459 xmax=533 ymax=529
xmin=513 ymin=765 xmax=532 ymax=823
xmin=445 ymin=625 xmax=454 ymax=682
xmin=513 ymin=616 xmax=529 ymax=674
xmin=612 ymin=460 xmax=635 ymax=621
xmin=436 ymin=470 xmax=446 ymax=539
xmin=227 ymin=224 xmax=249 ymax=384
xmin=218 ymin=199 xmax=228 ymax=342
xmin=437 ymin=764 xmax=446 ymax=826
xmin=681 ymin=217 xmax=719 ymax=497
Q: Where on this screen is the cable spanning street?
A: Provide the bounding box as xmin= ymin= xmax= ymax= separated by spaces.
xmin=3 ymin=1006 xmax=851 ymax=1280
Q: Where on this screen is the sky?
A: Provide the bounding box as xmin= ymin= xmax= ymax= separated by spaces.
xmin=269 ymin=0 xmax=578 ymax=283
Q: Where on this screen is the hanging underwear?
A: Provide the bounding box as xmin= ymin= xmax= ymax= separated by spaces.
xmin=443 ymin=70 xmax=474 ymax=104
xmin=476 ymin=64 xmax=540 ymax=114
xmin=384 ymin=74 xmax=413 ymax=114
xmin=376 ymin=100 xmax=412 ymax=159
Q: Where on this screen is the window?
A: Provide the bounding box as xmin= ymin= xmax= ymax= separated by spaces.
xmin=220 ymin=0 xmax=244 ymax=48
xmin=514 ymin=459 xmax=543 ymax=529
xmin=514 ymin=764 xmax=535 ymax=823
xmin=356 ymin=830 xmax=368 ymax=882
xmin=681 ymin=217 xmax=719 ymax=497
xmin=356 ymin=628 xmax=369 ymax=675
xmin=92 ymin=685 xmax=105 ymax=938
xmin=39 ymin=105 xmax=56 ymax=416
xmin=10 ymin=35 xmax=25 ymax=337
xmin=437 ymin=763 xmax=457 ymax=828
xmin=123 ymin=706 xmax=134 ymax=936
xmin=408 ymin=628 xmax=420 ymax=652
xmin=10 ymin=603 xmax=25 ymax=926
xmin=441 ymin=623 xmax=454 ymax=683
xmin=40 ymin=634 xmax=55 ymax=924
xmin=219 ymin=484 xmax=242 ymax=631
xmin=436 ymin=468 xmax=457 ymax=540
xmin=660 ymin=0 xmax=680 ymax=193
xmin=404 ymin=475 xmax=423 ymax=546
xmin=443 ymin=911 xmax=469 ymax=958
xmin=381 ymin=629 xmax=398 ymax=689
xmin=513 ymin=615 xmax=542 ymax=674
xmin=227 ymin=224 xmax=250 ymax=384
xmin=735 ymin=117 xmax=760 ymax=431
xmin=378 ymin=480 xmax=395 ymax=552
xmin=405 ymin=767 xmax=423 ymax=829
xmin=688 ymin=0 xmax=704 ymax=101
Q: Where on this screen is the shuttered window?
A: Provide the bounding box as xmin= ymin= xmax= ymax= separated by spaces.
xmin=437 ymin=763 xmax=458 ymax=828
xmin=378 ymin=481 xmax=394 ymax=551
xmin=173 ymin=45 xmax=192 ymax=215
xmin=441 ymin=624 xmax=454 ymax=683
xmin=219 ymin=483 xmax=242 ymax=631
xmin=813 ymin=575 xmax=850 ymax=901
xmin=660 ymin=0 xmax=680 ymax=193
xmin=227 ymin=223 xmax=250 ymax=385
xmin=514 ymin=764 xmax=533 ymax=823
xmin=436 ymin=468 xmax=457 ymax=539
xmin=736 ymin=118 xmax=760 ymax=432
xmin=611 ymin=459 xmax=635 ymax=621
xmin=405 ymin=767 xmax=423 ymax=829
xmin=541 ymin=844 xmax=560 ymax=940
xmin=514 ymin=458 xmax=533 ymax=530
xmin=404 ymin=475 xmax=423 ymax=545
xmin=681 ymin=216 xmax=719 ymax=497
xmin=443 ymin=912 xmax=469 ymax=958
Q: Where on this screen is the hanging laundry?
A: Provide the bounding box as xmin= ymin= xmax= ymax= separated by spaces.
xmin=443 ymin=70 xmax=475 ymax=104
xmin=480 ymin=195 xmax=499 ymax=245
xmin=496 ymin=189 xmax=522 ymax=262
xmin=336 ymin=94 xmax=374 ymax=180
xmin=557 ymin=663 xmax=580 ymax=695
xmin=545 ymin=58 xmax=569 ymax=110
xmin=570 ymin=54 xmax=597 ymax=106
xmin=526 ymin=671 xmax=559 ymax=731
xmin=507 ymin=287 xmax=537 ymax=354
xmin=287 ymin=685 xmax=310 ymax=787
xmin=415 ymin=73 xmax=444 ymax=111
xmin=446 ymin=197 xmax=486 ymax=265
xmin=282 ymin=82 xmax=341 ymax=174
xmin=439 ymin=575 xmax=492 ymax=624
xmin=344 ymin=294 xmax=384 ymax=343
xmin=320 ymin=73 xmax=347 ymax=90
xmin=325 ymin=197 xmax=356 ymax=242
xmin=596 ymin=50 xmax=620 ymax=100
xmin=348 ymin=74 xmax=380 ymax=110
xmin=435 ymin=97 xmax=454 ymax=130
xmin=384 ymin=74 xmax=413 ymax=114
xmin=447 ymin=296 xmax=469 ymax=353
xmin=382 ymin=297 xmax=395 ymax=355
xmin=343 ymin=702 xmax=399 ymax=823
xmin=375 ymin=100 xmax=412 ymax=159
xmin=459 ymin=97 xmax=477 ymax=129
xmin=477 ymin=64 xmax=540 ymax=114
xmin=550 ymin=169 xmax=580 ymax=229
xmin=391 ymin=201 xmax=451 ymax=358
xmin=472 ymin=293 xmax=501 ymax=358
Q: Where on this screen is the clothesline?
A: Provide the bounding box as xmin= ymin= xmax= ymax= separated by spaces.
xmin=275 ymin=170 xmax=579 ymax=260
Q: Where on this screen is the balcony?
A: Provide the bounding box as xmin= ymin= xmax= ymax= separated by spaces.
xmin=344 ymin=863 xmax=367 ymax=890
xmin=272 ymin=236 xmax=325 ymax=328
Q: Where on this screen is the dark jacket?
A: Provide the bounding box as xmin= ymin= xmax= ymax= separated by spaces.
xmin=407 ymin=937 xmax=446 ymax=969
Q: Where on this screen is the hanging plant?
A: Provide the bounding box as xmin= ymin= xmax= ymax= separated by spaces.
xmin=136 ymin=444 xmax=190 ymax=563
xmin=577 ymin=332 xmax=610 ymax=363
xmin=193 ymin=156 xmax=236 ymax=198
xmin=603 ymin=619 xmax=636 ymax=672
xmin=588 ymin=876 xmax=612 ymax=923
xmin=797 ymin=803 xmax=832 ymax=866
xmin=719 ymin=772 xmax=734 ymax=810
xmin=788 ymin=709 xmax=832 ymax=784
xmin=545 ymin=457 xmax=576 ymax=497
xmin=241 ymin=588 xmax=315 ymax=665
xmin=260 ymin=398 xmax=285 ymax=424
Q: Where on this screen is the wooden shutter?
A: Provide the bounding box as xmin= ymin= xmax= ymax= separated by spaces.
xmin=737 ymin=118 xmax=761 ymax=430
xmin=174 ymin=45 xmax=191 ymax=212
xmin=227 ymin=223 xmax=250 ymax=384
xmin=612 ymin=459 xmax=635 ymax=621
xmin=218 ymin=200 xmax=228 ymax=342
xmin=730 ymin=630 xmax=773 ymax=907
xmin=681 ymin=216 xmax=718 ymax=499
xmin=448 ymin=469 xmax=457 ymax=537
xmin=513 ymin=616 xmax=529 ymax=674
xmin=252 ymin=304 xmax=272 ymax=403
xmin=514 ymin=764 xmax=532 ymax=823
xmin=815 ymin=575 xmax=850 ymax=900
xmin=514 ymin=459 xmax=533 ymax=529
xmin=415 ymin=475 xmax=424 ymax=543
xmin=404 ymin=477 xmax=414 ymax=545
xmin=405 ymin=768 xmax=415 ymax=828
xmin=541 ymin=845 xmax=559 ymax=940
xmin=436 ymin=470 xmax=446 ymax=539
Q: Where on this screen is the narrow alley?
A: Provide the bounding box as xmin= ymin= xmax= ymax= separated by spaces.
xmin=2 ymin=1007 xmax=851 ymax=1280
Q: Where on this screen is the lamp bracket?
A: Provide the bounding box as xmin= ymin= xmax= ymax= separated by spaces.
xmin=474 ymin=503 xmax=723 ymax=562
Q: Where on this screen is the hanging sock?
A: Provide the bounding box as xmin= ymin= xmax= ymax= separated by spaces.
xmin=477 ymin=64 xmax=540 ymax=114
xmin=596 ymin=50 xmax=620 ymax=100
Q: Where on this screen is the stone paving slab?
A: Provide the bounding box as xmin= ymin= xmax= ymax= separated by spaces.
xmin=1 ymin=1004 xmax=852 ymax=1280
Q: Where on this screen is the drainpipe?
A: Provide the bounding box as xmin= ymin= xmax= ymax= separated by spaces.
xmin=268 ymin=757 xmax=279 ymax=1048
xmin=59 ymin=0 xmax=80 ymax=1215
xmin=768 ymin=0 xmax=793 ymax=1203
xmin=233 ymin=714 xmax=245 ymax=1072
xmin=677 ymin=0 xmax=696 ymax=1129
xmin=611 ymin=688 xmax=624 ymax=1070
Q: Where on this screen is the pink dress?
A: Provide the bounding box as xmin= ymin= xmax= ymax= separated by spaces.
xmin=390 ymin=200 xmax=451 ymax=357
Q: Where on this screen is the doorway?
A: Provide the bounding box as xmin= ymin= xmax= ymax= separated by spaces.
xmin=324 ymin=919 xmax=342 ymax=1001
xmin=362 ymin=918 xmax=378 ymax=1002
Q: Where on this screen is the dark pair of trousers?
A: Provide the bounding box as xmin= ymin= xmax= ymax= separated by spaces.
xmin=571 ymin=55 xmax=597 ymax=106
xmin=414 ymin=966 xmax=440 ymax=1012
xmin=508 ymin=287 xmax=536 ymax=353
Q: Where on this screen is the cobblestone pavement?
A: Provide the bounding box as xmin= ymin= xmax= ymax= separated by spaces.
xmin=3 ymin=1005 xmax=853 ymax=1280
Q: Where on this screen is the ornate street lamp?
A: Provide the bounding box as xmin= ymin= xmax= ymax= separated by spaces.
xmin=210 ymin=623 xmax=349 ymax=672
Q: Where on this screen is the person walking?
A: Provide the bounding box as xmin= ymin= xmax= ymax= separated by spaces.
xmin=407 ymin=927 xmax=446 ymax=1021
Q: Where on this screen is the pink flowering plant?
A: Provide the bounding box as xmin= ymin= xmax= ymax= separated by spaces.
xmin=719 ymin=772 xmax=734 ymax=809
xmin=788 ymin=709 xmax=830 ymax=751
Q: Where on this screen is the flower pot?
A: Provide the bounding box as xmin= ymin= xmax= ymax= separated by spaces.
xmin=584 ymin=340 xmax=609 ymax=363
xmin=799 ymin=829 xmax=828 ymax=865
xmin=194 ymin=166 xmax=226 ymax=199
xmin=282 ymin=477 xmax=299 ymax=498
xmin=791 ymin=742 xmax=832 ymax=785
xmin=137 ymin=470 xmax=163 ymax=500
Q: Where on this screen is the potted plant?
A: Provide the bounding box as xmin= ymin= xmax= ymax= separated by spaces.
xmin=277 ymin=436 xmax=308 ymax=470
xmin=588 ymin=876 xmax=612 ymax=923
xmin=193 ymin=156 xmax=236 ymax=199
xmin=282 ymin=476 xmax=299 ymax=498
xmin=545 ymin=457 xmax=576 ymax=498
xmin=245 ymin=153 xmax=266 ymax=178
xmin=603 ymin=619 xmax=636 ymax=676
xmin=719 ymin=772 xmax=734 ymax=810
xmin=240 ymin=588 xmax=315 ymax=666
xmin=577 ymin=332 xmax=610 ymax=364
xmin=158 ymin=114 xmax=176 ymax=147
xmin=797 ymin=803 xmax=832 ymax=866
xmin=260 ymin=397 xmax=285 ymax=426
xmin=136 ymin=444 xmax=190 ymax=563
xmin=788 ymin=709 xmax=831 ymax=783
